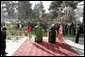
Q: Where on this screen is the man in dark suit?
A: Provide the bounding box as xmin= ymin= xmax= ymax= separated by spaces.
xmin=75 ymin=24 xmax=82 ymax=43
xmin=0 ymin=27 xmax=8 ymax=56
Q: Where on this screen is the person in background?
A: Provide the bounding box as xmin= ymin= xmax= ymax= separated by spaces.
xmin=75 ymin=24 xmax=82 ymax=43
xmin=27 ymin=23 xmax=33 ymax=40
xmin=1 ymin=27 xmax=8 ymax=56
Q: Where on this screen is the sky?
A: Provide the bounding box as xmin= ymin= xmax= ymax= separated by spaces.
xmin=77 ymin=1 xmax=84 ymax=8
xmin=30 ymin=1 xmax=52 ymax=13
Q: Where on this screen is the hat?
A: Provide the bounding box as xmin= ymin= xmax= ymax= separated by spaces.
xmin=52 ymin=24 xmax=55 ymax=27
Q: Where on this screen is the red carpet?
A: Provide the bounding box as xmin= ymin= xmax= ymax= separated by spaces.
xmin=12 ymin=39 xmax=79 ymax=56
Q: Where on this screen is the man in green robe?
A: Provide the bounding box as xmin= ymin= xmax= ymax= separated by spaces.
xmin=35 ymin=23 xmax=43 ymax=43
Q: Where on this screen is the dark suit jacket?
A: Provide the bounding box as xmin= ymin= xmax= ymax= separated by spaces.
xmin=1 ymin=31 xmax=6 ymax=42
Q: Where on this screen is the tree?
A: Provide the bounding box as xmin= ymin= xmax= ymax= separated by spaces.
xmin=18 ymin=1 xmax=32 ymax=19
xmin=49 ymin=1 xmax=63 ymax=19
xmin=49 ymin=1 xmax=81 ymax=23
xmin=49 ymin=1 xmax=62 ymax=11
xmin=51 ymin=11 xmax=58 ymax=19
xmin=33 ymin=4 xmax=40 ymax=19
xmin=33 ymin=1 xmax=45 ymax=19
xmin=1 ymin=1 xmax=18 ymax=19
xmin=62 ymin=1 xmax=81 ymax=23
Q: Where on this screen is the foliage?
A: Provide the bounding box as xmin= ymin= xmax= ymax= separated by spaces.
xmin=18 ymin=1 xmax=32 ymax=19
xmin=33 ymin=1 xmax=45 ymax=19
xmin=1 ymin=1 xmax=17 ymax=19
xmin=49 ymin=1 xmax=80 ymax=22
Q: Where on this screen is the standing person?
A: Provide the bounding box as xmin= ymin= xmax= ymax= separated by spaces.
xmin=49 ymin=24 xmax=57 ymax=44
xmin=27 ymin=23 xmax=33 ymax=40
xmin=0 ymin=27 xmax=8 ymax=56
xmin=56 ymin=24 xmax=59 ymax=34
xmin=75 ymin=24 xmax=82 ymax=43
xmin=27 ymin=23 xmax=32 ymax=34
xmin=35 ymin=22 xmax=43 ymax=43
xmin=16 ymin=22 xmax=19 ymax=29
xmin=73 ymin=24 xmax=76 ymax=35
xmin=70 ymin=23 xmax=74 ymax=34
xmin=15 ymin=22 xmax=19 ymax=36
xmin=19 ymin=21 xmax=23 ymax=36
xmin=58 ymin=25 xmax=64 ymax=44
xmin=24 ymin=26 xmax=28 ymax=36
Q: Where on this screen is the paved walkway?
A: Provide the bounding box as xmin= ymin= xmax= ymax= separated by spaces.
xmin=6 ymin=36 xmax=84 ymax=56
xmin=6 ymin=37 xmax=28 ymax=56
